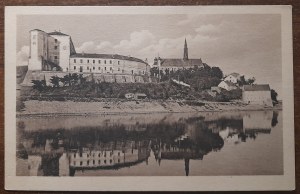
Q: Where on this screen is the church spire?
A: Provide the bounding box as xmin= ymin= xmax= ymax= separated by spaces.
xmin=183 ymin=38 xmax=188 ymax=61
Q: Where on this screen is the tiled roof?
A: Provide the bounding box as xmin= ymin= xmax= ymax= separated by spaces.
xmin=160 ymin=58 xmax=203 ymax=67
xmin=243 ymin=84 xmax=270 ymax=91
xmin=48 ymin=31 xmax=69 ymax=36
xmin=70 ymin=53 xmax=148 ymax=65
xmin=228 ymin=72 xmax=240 ymax=78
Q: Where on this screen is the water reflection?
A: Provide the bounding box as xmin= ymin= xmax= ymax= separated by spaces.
xmin=16 ymin=110 xmax=280 ymax=176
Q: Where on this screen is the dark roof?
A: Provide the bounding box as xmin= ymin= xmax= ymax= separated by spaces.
xmin=48 ymin=31 xmax=69 ymax=36
xmin=70 ymin=53 xmax=148 ymax=65
xmin=243 ymin=84 xmax=271 ymax=91
xmin=228 ymin=73 xmax=240 ymax=78
xmin=160 ymin=58 xmax=203 ymax=67
xmin=30 ymin=29 xmax=45 ymax=32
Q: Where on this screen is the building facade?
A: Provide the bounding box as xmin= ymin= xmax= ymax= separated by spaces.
xmin=242 ymin=84 xmax=273 ymax=107
xmin=27 ymin=29 xmax=150 ymax=76
xmin=224 ymin=73 xmax=241 ymax=84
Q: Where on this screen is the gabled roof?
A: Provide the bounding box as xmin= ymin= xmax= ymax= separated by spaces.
xmin=48 ymin=31 xmax=69 ymax=36
xmin=220 ymin=81 xmax=236 ymax=87
xmin=227 ymin=72 xmax=240 ymax=78
xmin=70 ymin=53 xmax=148 ymax=65
xmin=159 ymin=58 xmax=203 ymax=67
xmin=243 ymin=84 xmax=271 ymax=91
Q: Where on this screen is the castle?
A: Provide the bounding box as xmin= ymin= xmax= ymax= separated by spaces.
xmin=23 ymin=29 xmax=151 ymax=85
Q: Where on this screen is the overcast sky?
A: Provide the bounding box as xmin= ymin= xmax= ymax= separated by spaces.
xmin=17 ymin=14 xmax=282 ymax=98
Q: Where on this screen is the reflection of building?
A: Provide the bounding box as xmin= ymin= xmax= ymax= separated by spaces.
xmin=218 ymin=80 xmax=237 ymax=91
xmin=153 ymin=39 xmax=204 ymax=72
xmin=242 ymin=84 xmax=273 ymax=107
xmin=28 ymin=155 xmax=43 ymax=176
xmin=243 ymin=111 xmax=272 ymax=133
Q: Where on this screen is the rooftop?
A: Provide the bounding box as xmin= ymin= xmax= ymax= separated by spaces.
xmin=243 ymin=84 xmax=271 ymax=91
xmin=48 ymin=31 xmax=69 ymax=36
xmin=228 ymin=72 xmax=240 ymax=78
xmin=158 ymin=58 xmax=203 ymax=67
xmin=70 ymin=53 xmax=148 ymax=65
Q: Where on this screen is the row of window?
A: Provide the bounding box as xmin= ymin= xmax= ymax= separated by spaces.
xmin=73 ymin=152 xmax=121 ymax=158
xmin=73 ymin=158 xmax=122 ymax=166
xmin=73 ymin=59 xmax=121 ymax=65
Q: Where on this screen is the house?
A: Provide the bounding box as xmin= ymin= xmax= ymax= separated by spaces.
xmin=224 ymin=73 xmax=241 ymax=84
xmin=218 ymin=81 xmax=237 ymax=91
xmin=125 ymin=93 xmax=135 ymax=99
xmin=211 ymin=86 xmax=221 ymax=93
xmin=242 ymin=84 xmax=273 ymax=107
xmin=134 ymin=93 xmax=147 ymax=100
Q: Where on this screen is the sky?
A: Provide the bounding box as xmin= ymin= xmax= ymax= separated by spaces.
xmin=17 ymin=14 xmax=282 ymax=98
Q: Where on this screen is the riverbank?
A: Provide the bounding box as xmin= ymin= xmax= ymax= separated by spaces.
xmin=17 ymin=99 xmax=282 ymax=116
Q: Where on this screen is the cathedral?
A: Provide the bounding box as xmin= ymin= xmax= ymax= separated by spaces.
xmin=153 ymin=39 xmax=204 ymax=72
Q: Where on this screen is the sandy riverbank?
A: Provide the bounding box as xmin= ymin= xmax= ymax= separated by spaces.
xmin=17 ymin=100 xmax=282 ymax=116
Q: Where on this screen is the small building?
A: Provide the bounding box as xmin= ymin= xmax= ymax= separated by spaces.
xmin=125 ymin=93 xmax=135 ymax=99
xmin=211 ymin=86 xmax=221 ymax=93
xmin=134 ymin=93 xmax=147 ymax=100
xmin=242 ymin=84 xmax=273 ymax=107
xmin=224 ymin=73 xmax=241 ymax=84
xmin=218 ymin=81 xmax=237 ymax=91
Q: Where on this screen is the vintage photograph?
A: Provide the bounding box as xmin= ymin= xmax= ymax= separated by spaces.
xmin=5 ymin=6 xmax=294 ymax=191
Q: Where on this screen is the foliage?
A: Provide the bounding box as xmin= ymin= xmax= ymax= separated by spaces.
xmin=31 ymin=79 xmax=47 ymax=92
xmin=50 ymin=76 xmax=60 ymax=88
xmin=271 ymin=89 xmax=278 ymax=104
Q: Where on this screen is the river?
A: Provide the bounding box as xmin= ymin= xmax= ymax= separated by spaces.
xmin=16 ymin=110 xmax=283 ymax=176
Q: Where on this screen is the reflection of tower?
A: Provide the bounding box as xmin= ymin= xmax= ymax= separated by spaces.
xmin=183 ymin=38 xmax=189 ymax=61
xmin=185 ymin=158 xmax=190 ymax=176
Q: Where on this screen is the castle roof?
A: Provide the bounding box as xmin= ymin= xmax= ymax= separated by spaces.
xmin=48 ymin=31 xmax=69 ymax=36
xmin=70 ymin=53 xmax=148 ymax=65
xmin=159 ymin=58 xmax=203 ymax=67
xmin=243 ymin=84 xmax=271 ymax=91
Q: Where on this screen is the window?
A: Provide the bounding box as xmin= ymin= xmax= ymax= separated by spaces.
xmin=87 ymin=160 xmax=89 ymax=165
xmin=118 ymin=159 xmax=120 ymax=163
xmin=98 ymin=160 xmax=100 ymax=164
xmin=93 ymin=60 xmax=95 ymax=63
xmin=110 ymin=159 xmax=112 ymax=164
xmin=98 ymin=67 xmax=100 ymax=70
xmin=104 ymin=160 xmax=106 ymax=164
xmin=87 ymin=60 xmax=89 ymax=63
xmin=87 ymin=66 xmax=89 ymax=70
xmin=74 ymin=153 xmax=76 ymax=158
xmin=131 ymin=70 xmax=133 ymax=74
xmin=110 ymin=60 xmax=112 ymax=64
xmin=54 ymin=46 xmax=58 ymax=50
xmin=80 ymin=59 xmax=83 ymax=63
xmin=74 ymin=59 xmax=76 ymax=63
xmin=104 ymin=60 xmax=106 ymax=64
xmin=105 ymin=67 xmax=106 ymax=71
xmin=98 ymin=153 xmax=100 ymax=157
xmin=118 ymin=152 xmax=120 ymax=156
xmin=98 ymin=60 xmax=101 ymax=64
xmin=118 ymin=61 xmax=120 ymax=65
xmin=74 ymin=66 xmax=76 ymax=70
xmin=110 ymin=67 xmax=112 ymax=70
xmin=93 ymin=160 xmax=95 ymax=165
xmin=73 ymin=161 xmax=76 ymax=166
xmin=118 ymin=68 xmax=120 ymax=71
xmin=54 ymin=56 xmax=58 ymax=59
xmin=80 ymin=161 xmax=82 ymax=166
xmin=55 ymin=39 xmax=57 ymax=43
xmin=93 ymin=67 xmax=95 ymax=70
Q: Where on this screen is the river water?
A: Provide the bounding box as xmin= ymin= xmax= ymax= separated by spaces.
xmin=16 ymin=110 xmax=283 ymax=176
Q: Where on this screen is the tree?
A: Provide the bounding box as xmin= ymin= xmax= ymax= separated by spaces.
xmin=238 ymin=75 xmax=247 ymax=86
xmin=31 ymin=80 xmax=47 ymax=92
xmin=50 ymin=75 xmax=60 ymax=88
xmin=210 ymin=67 xmax=223 ymax=79
xmin=247 ymin=77 xmax=256 ymax=85
xmin=271 ymin=89 xmax=278 ymax=104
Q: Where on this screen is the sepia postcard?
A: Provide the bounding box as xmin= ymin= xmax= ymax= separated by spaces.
xmin=5 ymin=6 xmax=295 ymax=191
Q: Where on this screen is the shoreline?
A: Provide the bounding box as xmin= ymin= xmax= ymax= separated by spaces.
xmin=17 ymin=100 xmax=282 ymax=117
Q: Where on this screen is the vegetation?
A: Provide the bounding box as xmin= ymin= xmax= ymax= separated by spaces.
xmin=271 ymin=89 xmax=278 ymax=105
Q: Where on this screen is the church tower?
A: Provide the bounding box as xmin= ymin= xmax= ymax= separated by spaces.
xmin=183 ymin=38 xmax=188 ymax=61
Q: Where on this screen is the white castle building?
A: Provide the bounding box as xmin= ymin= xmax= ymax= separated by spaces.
xmin=25 ymin=29 xmax=150 ymax=85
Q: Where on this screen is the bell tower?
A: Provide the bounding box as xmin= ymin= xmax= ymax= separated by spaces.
xmin=183 ymin=38 xmax=188 ymax=61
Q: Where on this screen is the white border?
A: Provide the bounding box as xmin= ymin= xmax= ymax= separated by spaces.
xmin=5 ymin=6 xmax=295 ymax=191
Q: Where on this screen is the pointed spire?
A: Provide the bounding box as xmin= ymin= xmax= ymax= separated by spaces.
xmin=183 ymin=38 xmax=188 ymax=61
